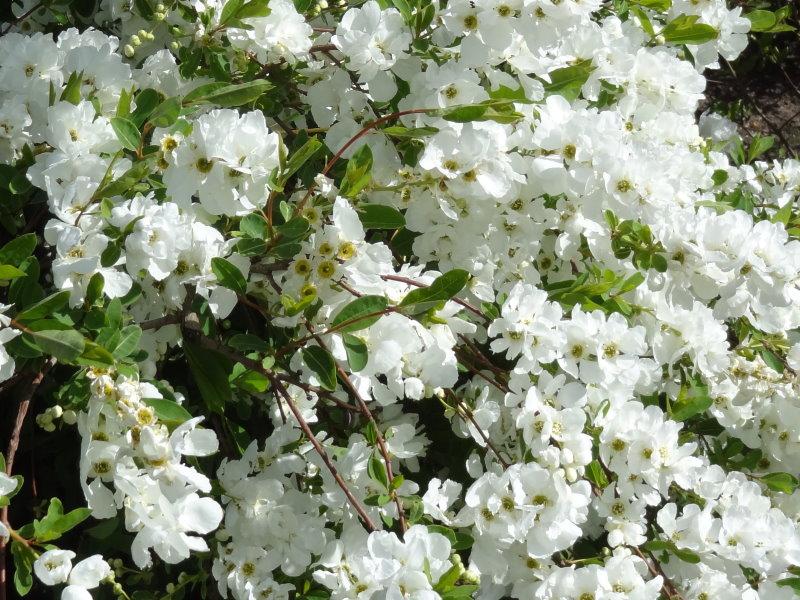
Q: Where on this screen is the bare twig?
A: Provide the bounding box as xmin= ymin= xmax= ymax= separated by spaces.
xmin=0 ymin=361 xmax=53 ymax=600
xmin=445 ymin=390 xmax=510 ymax=469
xmin=304 ymin=325 xmax=407 ymax=532
xmin=270 ymin=375 xmax=377 ymax=531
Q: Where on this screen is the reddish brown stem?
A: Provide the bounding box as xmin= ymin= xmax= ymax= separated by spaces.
xmin=0 ymin=362 xmax=53 ymax=600
xmin=270 ymin=375 xmax=377 ymax=531
xmin=294 ymin=109 xmax=429 ymax=216
xmin=445 ymin=389 xmax=510 ymax=469
xmin=304 ymin=325 xmax=407 ymax=532
xmin=380 ymin=274 xmax=486 ymax=321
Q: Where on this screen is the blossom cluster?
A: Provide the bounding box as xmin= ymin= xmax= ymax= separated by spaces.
xmin=0 ymin=0 xmax=799 ymax=599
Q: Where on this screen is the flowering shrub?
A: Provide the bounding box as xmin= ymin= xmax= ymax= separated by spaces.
xmin=0 ymin=0 xmax=799 ymax=599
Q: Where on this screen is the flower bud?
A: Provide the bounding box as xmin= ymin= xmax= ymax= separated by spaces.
xmin=130 ymin=35 xmax=141 ymax=47
xmin=62 ymin=410 xmax=77 ymax=425
xmin=123 ymin=44 xmax=135 ymax=58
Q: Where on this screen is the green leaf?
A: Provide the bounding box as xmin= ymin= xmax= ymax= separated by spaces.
xmin=391 ymin=0 xmax=412 ymax=21
xmin=631 ymin=0 xmax=671 ymax=10
xmin=0 ymin=265 xmax=26 ymax=279
xmin=358 ymin=205 xmax=405 ymax=229
xmin=440 ymin=586 xmax=479 ymax=600
xmin=748 ymin=135 xmax=775 ymax=163
xmin=0 ymin=164 xmax=31 ymax=195
xmin=77 ymin=341 xmax=116 ymax=368
xmin=231 ymin=367 xmax=270 ymax=393
xmin=543 ymin=60 xmax=593 ymax=101
xmin=211 ymin=257 xmax=248 ymax=296
xmin=110 ymin=116 xmax=141 ymax=151
xmin=236 ymin=237 xmax=267 ymax=256
xmin=761 ymin=472 xmax=799 ymax=494
xmin=745 ymin=9 xmax=777 ymax=32
xmin=777 ymin=577 xmax=800 ymax=593
xmin=629 ymin=5 xmax=655 ymax=36
xmin=331 ymin=295 xmax=389 ymax=333
xmin=670 ymin=376 xmax=712 ymax=421
xmin=183 ymin=82 xmax=228 ymax=104
xmin=130 ymin=89 xmax=162 ymax=127
xmin=147 ymin=96 xmax=182 ymax=128
xmin=428 ymin=525 xmax=457 ymax=544
xmin=29 ymin=329 xmax=86 ymax=362
xmin=643 ymin=539 xmax=700 ymax=563
xmin=452 ymin=531 xmax=474 ymax=550
xmin=302 ymin=346 xmax=337 ymax=391
xmin=185 ymin=342 xmax=232 ymax=413
xmin=60 ymin=71 xmax=83 ymax=105
xmin=339 ymin=145 xmax=373 ymax=198
xmin=219 ymin=0 xmax=244 ymax=26
xmin=0 ymin=234 xmax=37 ymax=266
xmin=117 ymin=87 xmax=133 ymax=118
xmin=660 ymin=14 xmax=718 ymax=44
xmin=94 ymin=157 xmax=155 ymax=200
xmin=112 ymin=325 xmax=142 ymax=358
xmin=617 ymin=272 xmax=645 ymax=294
xmin=277 ymin=217 xmax=310 ymax=240
xmin=399 ymin=269 xmax=470 ymax=315
xmin=440 ymin=104 xmax=488 ymax=122
xmin=11 ymin=540 xmax=35 ymax=596
xmin=33 ymin=498 xmax=93 ymax=542
xmin=343 ymin=333 xmax=368 ymax=371
xmin=368 ymin=453 xmax=390 ymax=489
xmin=227 ymin=333 xmax=270 ymax=353
xmin=240 ymin=214 xmax=270 ymax=239
xmin=382 ymin=126 xmax=439 ymax=138
xmin=237 ymin=0 xmax=272 ymax=18
xmin=585 ymin=460 xmax=609 ymax=488
xmin=759 ymin=348 xmax=784 ymax=373
xmin=15 ymin=291 xmax=71 ymax=322
xmin=189 ymin=80 xmax=274 ymax=108
xmin=278 ymin=136 xmax=323 ymax=188
xmin=84 ymin=273 xmax=105 ymax=307
xmin=143 ymin=397 xmax=194 ymax=425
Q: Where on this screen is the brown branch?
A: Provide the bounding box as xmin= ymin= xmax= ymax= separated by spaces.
xmin=1 ymin=2 xmax=44 ymax=35
xmin=445 ymin=389 xmax=510 ymax=469
xmin=630 ymin=545 xmax=685 ymax=600
xmin=293 ymin=109 xmax=429 ymax=216
xmin=1 ymin=361 xmax=53 ymax=600
xmin=269 ymin=375 xmax=377 ymax=531
xmin=304 ymin=325 xmax=407 ymax=532
xmin=139 ymin=314 xmax=182 ymax=330
xmin=380 ymin=274 xmax=486 ymax=322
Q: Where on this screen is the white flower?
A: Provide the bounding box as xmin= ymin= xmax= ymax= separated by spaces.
xmin=34 ymin=549 xmax=75 ymax=586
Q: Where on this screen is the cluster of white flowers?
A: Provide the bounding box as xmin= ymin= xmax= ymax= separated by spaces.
xmin=2 ymin=0 xmax=800 ymax=598
xmin=78 ymin=372 xmax=222 ymax=569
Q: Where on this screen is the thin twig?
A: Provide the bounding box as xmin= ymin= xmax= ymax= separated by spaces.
xmin=445 ymin=389 xmax=510 ymax=469
xmin=0 ymin=361 xmax=53 ymax=600
xmin=270 ymin=375 xmax=377 ymax=531
xmin=305 ymin=325 xmax=407 ymax=532
xmin=1 ymin=2 xmax=44 ymax=35
xmin=380 ymin=274 xmax=486 ymax=321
